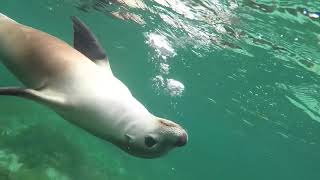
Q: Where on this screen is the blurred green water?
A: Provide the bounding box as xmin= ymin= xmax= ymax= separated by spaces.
xmin=0 ymin=0 xmax=320 ymax=179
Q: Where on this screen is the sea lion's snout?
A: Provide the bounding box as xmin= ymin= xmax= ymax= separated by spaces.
xmin=175 ymin=132 xmax=188 ymax=147
xmin=157 ymin=118 xmax=188 ymax=147
xmin=119 ymin=117 xmax=188 ymax=158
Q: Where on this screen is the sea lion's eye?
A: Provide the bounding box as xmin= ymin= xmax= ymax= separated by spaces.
xmin=145 ymin=136 xmax=158 ymax=147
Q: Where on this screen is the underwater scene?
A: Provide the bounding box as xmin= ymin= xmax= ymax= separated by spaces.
xmin=0 ymin=0 xmax=320 ymax=179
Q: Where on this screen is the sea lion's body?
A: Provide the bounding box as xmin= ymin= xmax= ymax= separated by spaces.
xmin=0 ymin=13 xmax=187 ymax=158
xmin=0 ymin=14 xmax=152 ymax=141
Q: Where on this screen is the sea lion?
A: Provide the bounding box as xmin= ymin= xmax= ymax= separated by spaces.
xmin=0 ymin=13 xmax=188 ymax=158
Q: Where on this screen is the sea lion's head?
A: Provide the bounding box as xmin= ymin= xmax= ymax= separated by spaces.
xmin=119 ymin=117 xmax=188 ymax=158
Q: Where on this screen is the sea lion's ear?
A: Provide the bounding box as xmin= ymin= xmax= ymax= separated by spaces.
xmin=125 ymin=134 xmax=135 ymax=144
xmin=71 ymin=16 xmax=110 ymax=68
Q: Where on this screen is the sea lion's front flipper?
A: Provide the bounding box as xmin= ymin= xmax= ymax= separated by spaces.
xmin=0 ymin=87 xmax=66 ymax=106
xmin=71 ymin=16 xmax=110 ymax=68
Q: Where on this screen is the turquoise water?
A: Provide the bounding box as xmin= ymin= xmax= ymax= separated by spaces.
xmin=0 ymin=0 xmax=320 ymax=179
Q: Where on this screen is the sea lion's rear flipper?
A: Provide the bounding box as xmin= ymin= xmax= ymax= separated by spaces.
xmin=71 ymin=16 xmax=110 ymax=68
xmin=0 ymin=87 xmax=66 ymax=106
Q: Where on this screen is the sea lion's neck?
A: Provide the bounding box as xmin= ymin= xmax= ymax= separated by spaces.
xmin=109 ymin=95 xmax=156 ymax=138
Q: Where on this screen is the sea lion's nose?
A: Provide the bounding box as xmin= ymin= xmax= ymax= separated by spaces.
xmin=175 ymin=132 xmax=188 ymax=147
